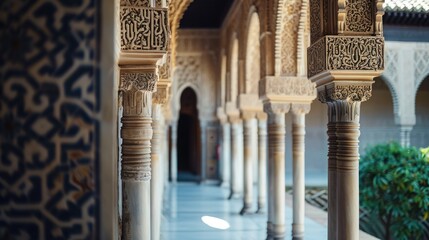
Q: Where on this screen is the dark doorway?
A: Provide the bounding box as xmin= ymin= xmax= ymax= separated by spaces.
xmin=177 ymin=87 xmax=201 ymax=181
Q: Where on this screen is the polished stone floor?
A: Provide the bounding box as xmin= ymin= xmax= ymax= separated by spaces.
xmin=161 ymin=182 xmax=327 ymax=240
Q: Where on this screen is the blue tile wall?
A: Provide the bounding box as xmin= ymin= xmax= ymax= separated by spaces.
xmin=0 ymin=0 xmax=100 ymax=239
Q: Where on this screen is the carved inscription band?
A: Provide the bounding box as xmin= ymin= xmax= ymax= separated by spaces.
xmin=120 ymin=7 xmax=169 ymax=51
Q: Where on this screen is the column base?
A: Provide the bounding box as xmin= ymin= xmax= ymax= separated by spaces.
xmin=219 ymin=181 xmax=230 ymax=188
xmin=292 ymin=223 xmax=304 ymax=239
xmin=272 ymin=223 xmax=286 ymax=239
xmin=239 ymin=205 xmax=253 ymax=215
xmin=266 ymin=221 xmax=273 ymax=240
xmin=256 ymin=204 xmax=266 ymax=214
xmin=228 ymin=192 xmax=242 ymax=200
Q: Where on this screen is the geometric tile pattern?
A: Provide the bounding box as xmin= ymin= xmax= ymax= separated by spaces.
xmin=0 ymin=0 xmax=100 ymax=239
xmin=414 ymin=49 xmax=429 ymax=88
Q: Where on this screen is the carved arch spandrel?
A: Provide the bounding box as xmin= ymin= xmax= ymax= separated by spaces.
xmin=169 ymin=0 xmax=193 ymax=67
xmin=229 ymin=36 xmax=239 ymax=103
xmin=277 ymin=0 xmax=303 ymax=76
xmin=245 ymin=11 xmax=261 ymax=95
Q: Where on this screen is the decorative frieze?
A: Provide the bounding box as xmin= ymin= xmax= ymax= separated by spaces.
xmin=259 ymin=76 xmax=316 ymax=100
xmin=120 ymin=7 xmax=169 ymax=51
xmin=120 ymin=0 xmax=150 ymax=7
xmin=238 ymin=94 xmax=263 ymax=112
xmin=308 ymin=36 xmax=384 ymax=78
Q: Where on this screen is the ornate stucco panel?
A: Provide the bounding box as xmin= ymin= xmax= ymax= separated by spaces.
xmin=308 ymin=36 xmax=384 ymax=79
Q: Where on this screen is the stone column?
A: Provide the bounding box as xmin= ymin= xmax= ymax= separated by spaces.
xmin=308 ymin=0 xmax=384 ymax=237
xmin=170 ymin=122 xmax=178 ymax=183
xmin=200 ymin=121 xmax=207 ymax=182
xmin=291 ymin=104 xmax=310 ymax=239
xmin=118 ymin=1 xmax=168 ymax=238
xmin=119 ymin=70 xmax=155 ymax=240
xmin=327 ymin=102 xmax=338 ymax=240
xmin=163 ymin=121 xmax=170 ymax=187
xmin=220 ymin=120 xmax=231 ymax=187
xmin=240 ymin=112 xmax=257 ymax=215
xmin=399 ymin=125 xmax=413 ymax=147
xmin=336 ymin=99 xmax=363 ymax=240
xmin=217 ymin=106 xmax=230 ymax=187
xmin=151 ymin=103 xmax=163 ymax=240
xmin=317 ymin=84 xmax=373 ymax=240
xmin=228 ymin=116 xmax=244 ymax=199
xmin=264 ymin=103 xmax=289 ymax=239
xmin=151 ymin=80 xmax=169 ymax=240
xmin=256 ymin=112 xmax=267 ymax=213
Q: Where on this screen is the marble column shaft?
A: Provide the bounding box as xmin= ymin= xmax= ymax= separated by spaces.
xmin=241 ymin=115 xmax=257 ymax=214
xmin=229 ymin=118 xmax=244 ymax=199
xmin=257 ymin=113 xmax=267 ymax=213
xmin=151 ymin=104 xmax=163 ymax=240
xmin=121 ymin=88 xmax=153 ymax=240
xmin=291 ymin=110 xmax=306 ymax=239
xmin=221 ymin=123 xmax=231 ymax=187
xmin=335 ymin=100 xmax=361 ymax=240
xmin=268 ymin=112 xmax=286 ymax=239
xmin=170 ymin=123 xmax=178 ymax=183
xmin=327 ymin=102 xmax=337 ymax=240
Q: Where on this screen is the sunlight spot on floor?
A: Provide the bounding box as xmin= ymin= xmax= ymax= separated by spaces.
xmin=201 ymin=216 xmax=230 ymax=230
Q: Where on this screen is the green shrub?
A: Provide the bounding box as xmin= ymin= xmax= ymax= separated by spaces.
xmin=360 ymin=142 xmax=429 ymax=240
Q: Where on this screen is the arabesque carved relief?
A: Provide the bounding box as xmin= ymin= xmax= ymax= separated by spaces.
xmin=120 ymin=0 xmax=150 ymax=7
xmin=280 ymin=0 xmax=302 ymax=75
xmin=308 ymin=36 xmax=384 ymax=77
xmin=309 ymin=0 xmax=322 ymax=44
xmin=120 ymin=7 xmax=169 ymax=51
xmin=345 ymin=0 xmax=373 ymax=33
xmin=175 ymin=55 xmax=200 ymax=86
xmin=326 ymin=36 xmax=383 ymax=71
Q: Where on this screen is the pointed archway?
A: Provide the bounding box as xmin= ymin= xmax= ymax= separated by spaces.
xmin=177 ymin=87 xmax=201 ymax=181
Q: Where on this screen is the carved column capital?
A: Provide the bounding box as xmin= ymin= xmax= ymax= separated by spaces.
xmin=256 ymin=111 xmax=268 ymax=122
xmin=153 ymin=80 xmax=170 ymax=105
xmin=263 ymin=102 xmax=291 ymax=116
xmin=228 ymin=115 xmax=242 ymax=125
xmin=291 ymin=103 xmax=311 ymax=115
xmin=120 ymin=69 xmax=158 ymax=92
xmin=241 ymin=110 xmax=258 ymax=121
xmin=216 ymin=107 xmax=228 ymax=124
xmin=317 ymin=82 xmax=372 ymax=104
